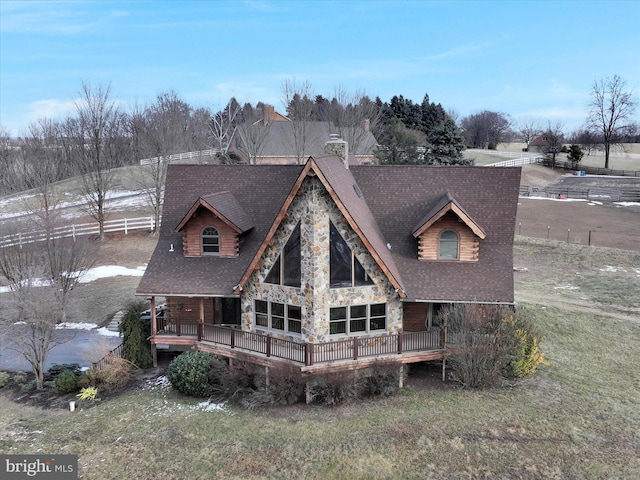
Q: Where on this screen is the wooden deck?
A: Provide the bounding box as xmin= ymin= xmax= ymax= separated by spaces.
xmin=153 ymin=320 xmax=450 ymax=373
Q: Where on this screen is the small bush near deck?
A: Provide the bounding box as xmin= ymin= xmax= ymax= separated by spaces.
xmin=361 ymin=364 xmax=403 ymax=397
xmin=54 ymin=370 xmax=79 ymax=394
xmin=96 ymin=357 xmax=133 ymax=393
xmin=308 ymin=370 xmax=360 ymax=405
xmin=167 ymin=352 xmax=213 ymax=397
xmin=502 ymin=310 xmax=549 ymax=378
xmin=240 ymin=362 xmax=305 ymax=409
xmin=442 ymin=304 xmax=547 ymax=388
xmin=0 ymin=371 xmax=9 ymax=388
xmin=77 ymin=369 xmax=99 ymax=389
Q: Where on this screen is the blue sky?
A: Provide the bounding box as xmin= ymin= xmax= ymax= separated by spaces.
xmin=1 ymin=0 xmax=639 ymax=137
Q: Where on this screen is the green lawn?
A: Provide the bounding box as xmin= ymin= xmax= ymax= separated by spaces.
xmin=1 ymin=238 xmax=639 ymax=479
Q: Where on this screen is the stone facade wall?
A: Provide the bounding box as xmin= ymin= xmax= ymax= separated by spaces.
xmin=241 ymin=176 xmax=402 ymax=343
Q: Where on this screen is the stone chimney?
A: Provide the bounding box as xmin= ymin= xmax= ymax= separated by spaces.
xmin=262 ymin=104 xmax=275 ymax=125
xmin=325 ymin=134 xmax=349 ymax=169
xmin=361 ymin=118 xmax=370 ymax=132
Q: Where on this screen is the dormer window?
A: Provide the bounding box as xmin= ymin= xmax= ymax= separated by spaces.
xmin=438 ymin=230 xmax=459 ymax=260
xmin=202 ymin=227 xmax=220 ymax=255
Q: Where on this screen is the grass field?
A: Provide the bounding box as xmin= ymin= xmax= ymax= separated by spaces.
xmin=1 ymin=236 xmax=639 ymax=479
xmin=468 ymin=142 xmax=640 ymax=170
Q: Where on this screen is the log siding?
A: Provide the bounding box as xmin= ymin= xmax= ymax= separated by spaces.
xmin=181 ymin=210 xmax=239 ymax=257
xmin=417 ymin=213 xmax=480 ymax=261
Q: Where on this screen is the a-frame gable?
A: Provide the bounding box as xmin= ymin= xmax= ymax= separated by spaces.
xmin=412 ymin=192 xmax=486 ymax=239
xmin=233 ymin=160 xmax=315 ymax=291
xmin=234 ymin=156 xmax=406 ymax=297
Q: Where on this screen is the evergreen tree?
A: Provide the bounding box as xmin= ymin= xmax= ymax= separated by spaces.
xmin=425 ymin=116 xmax=471 ymax=165
xmin=375 ymin=117 xmax=420 ymax=164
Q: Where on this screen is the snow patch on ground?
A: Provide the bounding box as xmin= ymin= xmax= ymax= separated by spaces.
xmin=599 ymin=266 xmax=627 ymax=273
xmin=141 ymin=376 xmax=230 ymax=415
xmin=78 ymin=265 xmax=146 ymax=283
xmin=0 ymin=265 xmax=146 ymax=293
xmin=554 ymin=284 xmax=580 ymax=290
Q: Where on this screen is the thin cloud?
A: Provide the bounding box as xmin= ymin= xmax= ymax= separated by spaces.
xmin=0 ymin=1 xmax=100 ymax=34
xmin=426 ymin=42 xmax=490 ymax=61
xmin=27 ymin=99 xmax=77 ymax=124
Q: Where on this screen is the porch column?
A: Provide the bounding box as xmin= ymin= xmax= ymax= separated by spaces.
xmin=199 ymin=298 xmax=205 ymax=340
xmin=150 ymin=296 xmax=158 ymax=367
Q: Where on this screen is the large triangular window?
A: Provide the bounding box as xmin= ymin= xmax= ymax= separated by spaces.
xmin=330 ymin=222 xmax=374 ymax=288
xmin=265 ymin=223 xmax=301 ymax=287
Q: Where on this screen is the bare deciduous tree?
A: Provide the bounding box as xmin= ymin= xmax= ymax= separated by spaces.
xmin=64 ymin=82 xmax=129 ymax=239
xmin=282 ymin=79 xmax=316 ymax=163
xmin=541 ymin=121 xmax=565 ymax=168
xmin=328 ymin=87 xmax=381 ymax=157
xmin=0 ymin=245 xmax=63 ymax=389
xmin=233 ymin=103 xmax=272 ymax=164
xmin=130 ymin=92 xmax=202 ymax=233
xmin=586 ymin=75 xmax=637 ymax=169
xmin=460 ymin=111 xmax=512 ymax=149
xmin=209 ymin=98 xmax=241 ymax=159
xmin=517 ymin=118 xmax=543 ymax=151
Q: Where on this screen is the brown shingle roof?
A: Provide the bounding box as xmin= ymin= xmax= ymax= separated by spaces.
xmin=175 ymin=191 xmax=254 ymax=234
xmin=137 ymin=160 xmax=521 ymax=303
xmin=411 ymin=192 xmax=486 ymax=239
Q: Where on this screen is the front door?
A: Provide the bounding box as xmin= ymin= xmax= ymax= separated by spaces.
xmin=219 ymin=298 xmax=241 ymax=326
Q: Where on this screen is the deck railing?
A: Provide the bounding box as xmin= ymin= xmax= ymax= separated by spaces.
xmin=92 ymin=343 xmax=123 ymax=371
xmin=159 ymin=322 xmax=446 ymax=366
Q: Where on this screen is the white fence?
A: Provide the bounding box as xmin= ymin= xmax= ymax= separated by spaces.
xmin=0 ymin=216 xmax=158 ymax=249
xmin=140 ymin=149 xmax=220 ymax=165
xmin=485 ymin=156 xmax=544 ymax=167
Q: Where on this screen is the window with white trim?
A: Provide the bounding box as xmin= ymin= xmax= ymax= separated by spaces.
xmin=254 ymin=300 xmax=302 ymax=335
xmin=438 ymin=230 xmax=459 ymax=260
xmin=329 ymin=303 xmax=386 ymax=335
xmin=202 ymin=226 xmax=220 ymax=255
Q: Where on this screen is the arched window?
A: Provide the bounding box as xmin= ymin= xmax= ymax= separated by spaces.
xmin=202 ymin=227 xmax=220 ymax=255
xmin=439 ymin=230 xmax=459 ymax=260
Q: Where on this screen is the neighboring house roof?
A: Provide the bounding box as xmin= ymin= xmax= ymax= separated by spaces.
xmin=136 ymin=159 xmax=521 ymax=303
xmin=529 ymin=135 xmax=552 ymax=147
xmin=231 ymin=121 xmax=378 ymax=159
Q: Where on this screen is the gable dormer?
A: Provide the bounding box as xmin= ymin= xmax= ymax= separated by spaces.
xmin=175 ymin=191 xmax=254 ymax=257
xmin=412 ymin=193 xmax=486 ymax=262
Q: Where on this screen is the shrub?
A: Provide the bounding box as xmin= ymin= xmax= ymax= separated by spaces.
xmin=239 ymin=362 xmax=305 ymax=409
xmin=308 ymin=370 xmax=360 ymax=405
xmin=12 ymin=373 xmax=26 ymax=384
xmin=119 ymin=300 xmax=153 ymax=369
xmin=54 ymin=370 xmax=79 ymax=393
xmin=167 ymin=352 xmax=213 ymax=397
xmin=21 ymin=380 xmax=36 ymax=393
xmin=502 ymin=310 xmax=549 ymax=378
xmin=48 ymin=363 xmax=81 ymax=378
xmin=442 ymin=304 xmax=548 ymax=388
xmin=442 ymin=304 xmax=513 ymax=389
xmin=361 ymin=364 xmax=402 ymax=397
xmin=96 ymin=357 xmax=132 ymax=393
xmin=77 ymin=369 xmax=99 ymax=389
xmin=0 ymin=371 xmax=9 ymax=388
xmin=77 ymin=386 xmax=99 ymax=401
